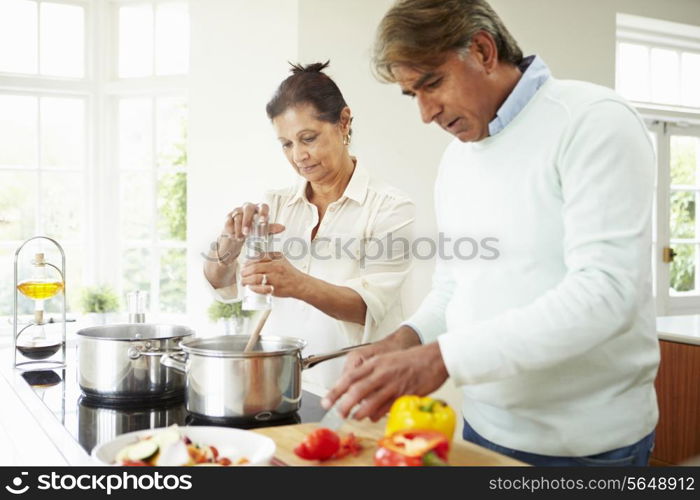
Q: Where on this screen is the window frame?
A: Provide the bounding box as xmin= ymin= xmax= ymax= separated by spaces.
xmin=647 ymin=117 xmax=700 ymax=315
xmin=616 ymin=13 xmax=700 ymax=316
xmin=0 ymin=0 xmax=189 ymax=326
xmin=103 ymin=0 xmax=189 ymax=321
xmin=0 ymin=0 xmax=95 ymax=319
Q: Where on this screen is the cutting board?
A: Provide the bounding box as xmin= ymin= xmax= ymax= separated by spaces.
xmin=253 ymin=420 xmax=527 ymax=466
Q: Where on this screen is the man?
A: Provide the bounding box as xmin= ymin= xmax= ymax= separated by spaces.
xmin=323 ymin=0 xmax=658 ymax=466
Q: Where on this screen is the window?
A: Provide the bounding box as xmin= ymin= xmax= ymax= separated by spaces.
xmin=0 ymin=0 xmax=189 ymax=323
xmin=111 ymin=1 xmax=189 ymax=317
xmin=617 ymin=14 xmax=700 ymax=315
xmin=617 ymin=13 xmax=700 ymax=108
xmin=0 ymin=0 xmax=89 ymax=317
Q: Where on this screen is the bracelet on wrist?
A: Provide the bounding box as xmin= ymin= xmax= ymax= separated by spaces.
xmin=215 ymin=234 xmax=236 ymax=266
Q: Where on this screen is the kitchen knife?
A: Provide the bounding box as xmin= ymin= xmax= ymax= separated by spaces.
xmin=317 ymin=399 xmax=356 ymax=431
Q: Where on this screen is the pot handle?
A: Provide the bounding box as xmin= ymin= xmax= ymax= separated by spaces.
xmin=160 ymin=351 xmax=188 ymax=373
xmin=128 ymin=341 xmax=185 ymax=360
xmin=301 ymin=343 xmax=371 ymax=370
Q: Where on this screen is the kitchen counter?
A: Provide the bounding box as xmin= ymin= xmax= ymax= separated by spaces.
xmin=656 ymin=315 xmax=700 ymax=346
xmin=0 ymin=341 xmax=326 ymax=466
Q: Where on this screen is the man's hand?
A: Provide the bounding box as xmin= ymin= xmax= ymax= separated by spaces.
xmin=322 ymin=327 xmax=449 ymax=421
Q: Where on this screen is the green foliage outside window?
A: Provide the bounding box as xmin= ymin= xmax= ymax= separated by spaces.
xmin=669 ymin=137 xmax=697 ymax=293
xmin=157 ymin=107 xmax=187 ymax=312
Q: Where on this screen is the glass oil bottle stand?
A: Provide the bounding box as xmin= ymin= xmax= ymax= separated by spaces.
xmin=13 ymin=236 xmax=67 ymax=371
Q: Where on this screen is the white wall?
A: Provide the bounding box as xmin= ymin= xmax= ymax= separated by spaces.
xmin=297 ymin=0 xmax=451 ymax=317
xmin=491 ymin=0 xmax=700 ymax=87
xmin=187 ymin=0 xmax=299 ymax=335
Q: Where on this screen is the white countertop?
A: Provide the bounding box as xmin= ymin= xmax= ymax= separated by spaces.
xmin=656 ymin=315 xmax=700 ymax=346
xmin=0 ymin=344 xmax=92 ymax=466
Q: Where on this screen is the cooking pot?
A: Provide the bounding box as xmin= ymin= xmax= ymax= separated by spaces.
xmin=160 ymin=335 xmax=366 ymax=422
xmin=77 ymin=324 xmax=194 ymax=401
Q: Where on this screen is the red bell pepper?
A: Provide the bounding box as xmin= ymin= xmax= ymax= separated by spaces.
xmin=374 ymin=430 xmax=450 ymax=466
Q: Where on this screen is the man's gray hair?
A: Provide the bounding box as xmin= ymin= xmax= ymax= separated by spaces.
xmin=373 ymin=0 xmax=523 ymax=82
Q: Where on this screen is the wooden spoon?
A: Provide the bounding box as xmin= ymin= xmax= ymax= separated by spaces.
xmin=243 ymin=309 xmax=271 ymax=352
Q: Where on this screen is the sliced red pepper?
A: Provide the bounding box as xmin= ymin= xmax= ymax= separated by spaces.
xmin=293 ymin=428 xmax=341 ymax=461
xmin=333 ymin=433 xmax=362 ymax=459
xmin=374 ymin=430 xmax=450 ymax=466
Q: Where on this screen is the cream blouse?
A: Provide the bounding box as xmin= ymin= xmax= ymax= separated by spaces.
xmin=211 ymin=161 xmax=415 ymax=390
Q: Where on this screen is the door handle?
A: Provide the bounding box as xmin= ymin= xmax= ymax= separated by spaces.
xmin=662 ymin=246 xmax=676 ymax=263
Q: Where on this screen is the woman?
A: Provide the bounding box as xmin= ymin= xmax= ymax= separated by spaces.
xmin=204 ymin=62 xmax=414 ymax=390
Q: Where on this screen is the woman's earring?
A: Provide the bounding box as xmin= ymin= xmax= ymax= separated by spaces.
xmin=343 ymin=134 xmax=350 ymax=146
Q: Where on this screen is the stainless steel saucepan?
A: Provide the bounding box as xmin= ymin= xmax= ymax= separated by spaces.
xmin=161 ymin=335 xmax=366 ymax=422
xmin=77 ymin=324 xmax=194 ymax=401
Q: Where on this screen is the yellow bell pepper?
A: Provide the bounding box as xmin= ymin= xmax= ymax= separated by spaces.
xmin=385 ymin=395 xmax=456 ymax=440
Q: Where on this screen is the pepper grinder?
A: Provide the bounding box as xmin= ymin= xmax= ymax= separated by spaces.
xmin=127 ymin=290 xmax=148 ymax=324
xmin=242 ymin=214 xmax=272 ymax=311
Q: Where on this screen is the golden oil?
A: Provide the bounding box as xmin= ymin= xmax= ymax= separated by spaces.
xmin=17 ymin=280 xmax=64 ymax=300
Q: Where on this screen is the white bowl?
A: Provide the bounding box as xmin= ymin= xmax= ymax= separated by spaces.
xmin=91 ymin=426 xmax=276 ymax=466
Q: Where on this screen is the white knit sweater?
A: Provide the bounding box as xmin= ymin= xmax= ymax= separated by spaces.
xmin=405 ymin=77 xmax=659 ymax=456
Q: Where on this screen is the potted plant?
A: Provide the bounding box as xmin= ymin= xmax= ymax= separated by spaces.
xmin=207 ymin=301 xmax=254 ymax=335
xmin=79 ymin=285 xmax=120 ymax=326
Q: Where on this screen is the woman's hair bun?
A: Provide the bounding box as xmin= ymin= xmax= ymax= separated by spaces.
xmin=289 ymin=60 xmax=330 ymax=74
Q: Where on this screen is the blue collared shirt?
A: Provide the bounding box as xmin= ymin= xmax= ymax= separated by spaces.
xmin=488 ymin=55 xmax=551 ymax=137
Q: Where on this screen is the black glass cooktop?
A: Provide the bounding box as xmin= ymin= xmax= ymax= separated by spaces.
xmin=19 ymin=344 xmax=325 ymax=454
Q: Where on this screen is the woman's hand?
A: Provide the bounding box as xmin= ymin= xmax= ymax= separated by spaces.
xmin=241 ymin=252 xmax=309 ymax=299
xmin=217 ymin=203 xmax=285 ymax=264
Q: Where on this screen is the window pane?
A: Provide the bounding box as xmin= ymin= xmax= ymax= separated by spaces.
xmin=122 ymin=247 xmax=151 ymax=296
xmin=0 ymin=249 xmax=16 ymax=316
xmin=158 ymin=172 xmax=186 ymax=241
xmin=39 ymin=2 xmax=84 ymax=78
xmin=64 ymin=245 xmax=84 ymax=314
xmin=670 ymin=191 xmax=695 ymax=239
xmin=651 ymin=48 xmax=680 ymax=105
xmin=156 ymin=97 xmax=187 ymax=167
xmin=0 ymin=0 xmax=37 ymax=74
xmin=0 ymin=247 xmax=34 ymax=316
xmin=0 ymin=171 xmax=37 ymax=240
xmin=159 ymin=248 xmax=185 ymax=313
xmin=119 ymin=98 xmax=152 ymax=169
xmin=617 ymin=42 xmax=650 ymax=102
xmin=119 ymin=4 xmax=154 ymax=78
xmin=155 ymin=2 xmax=189 ymax=75
xmin=41 ymin=97 xmax=85 ymax=168
xmin=0 ymin=95 xmax=37 ymax=167
xmin=121 ymin=172 xmax=153 ymax=240
xmin=670 ymin=244 xmax=695 ymax=293
xmin=41 ymin=171 xmax=83 ymax=242
xmin=681 ymin=52 xmax=700 ymax=108
xmin=671 ymin=135 xmax=699 ymax=186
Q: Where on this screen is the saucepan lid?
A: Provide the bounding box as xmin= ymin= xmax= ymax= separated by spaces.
xmin=77 ymin=324 xmax=194 ymax=341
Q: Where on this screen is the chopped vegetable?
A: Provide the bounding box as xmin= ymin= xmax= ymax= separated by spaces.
xmin=126 ymin=439 xmax=159 ymax=462
xmin=293 ymin=428 xmax=340 ymax=461
xmin=293 ymin=428 xmax=365 ymax=461
xmin=374 ymin=430 xmax=450 ymax=466
xmin=114 ymin=425 xmax=248 ymax=466
xmin=333 ymin=433 xmax=362 ymax=459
